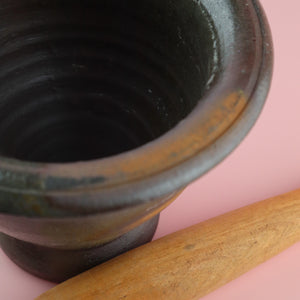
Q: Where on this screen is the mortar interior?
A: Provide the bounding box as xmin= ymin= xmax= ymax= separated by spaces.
xmin=0 ymin=0 xmax=218 ymax=163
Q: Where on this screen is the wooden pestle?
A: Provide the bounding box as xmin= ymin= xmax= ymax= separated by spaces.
xmin=37 ymin=189 xmax=300 ymax=300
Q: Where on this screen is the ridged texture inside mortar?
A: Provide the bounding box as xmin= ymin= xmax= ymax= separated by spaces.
xmin=0 ymin=0 xmax=218 ymax=163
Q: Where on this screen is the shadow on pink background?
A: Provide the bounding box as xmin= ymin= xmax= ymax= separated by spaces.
xmin=1 ymin=0 xmax=300 ymax=299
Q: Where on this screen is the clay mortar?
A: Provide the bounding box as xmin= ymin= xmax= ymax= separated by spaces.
xmin=0 ymin=0 xmax=273 ymax=282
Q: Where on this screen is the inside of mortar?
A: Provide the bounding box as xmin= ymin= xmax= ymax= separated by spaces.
xmin=0 ymin=0 xmax=218 ymax=163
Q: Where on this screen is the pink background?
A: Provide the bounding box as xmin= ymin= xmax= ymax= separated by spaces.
xmin=1 ymin=0 xmax=300 ymax=299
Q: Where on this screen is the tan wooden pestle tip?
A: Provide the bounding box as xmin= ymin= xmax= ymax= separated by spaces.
xmin=37 ymin=189 xmax=300 ymax=300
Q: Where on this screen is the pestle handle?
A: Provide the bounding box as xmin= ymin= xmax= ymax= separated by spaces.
xmin=37 ymin=189 xmax=300 ymax=300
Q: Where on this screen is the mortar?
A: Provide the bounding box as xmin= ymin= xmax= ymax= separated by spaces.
xmin=0 ymin=0 xmax=272 ymax=282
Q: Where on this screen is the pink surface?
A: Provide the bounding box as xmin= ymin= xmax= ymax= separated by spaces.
xmin=1 ymin=0 xmax=300 ymax=299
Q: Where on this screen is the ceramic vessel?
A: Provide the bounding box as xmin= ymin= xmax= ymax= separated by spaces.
xmin=0 ymin=0 xmax=273 ymax=282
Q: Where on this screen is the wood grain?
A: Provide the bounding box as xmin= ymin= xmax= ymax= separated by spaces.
xmin=37 ymin=189 xmax=300 ymax=300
